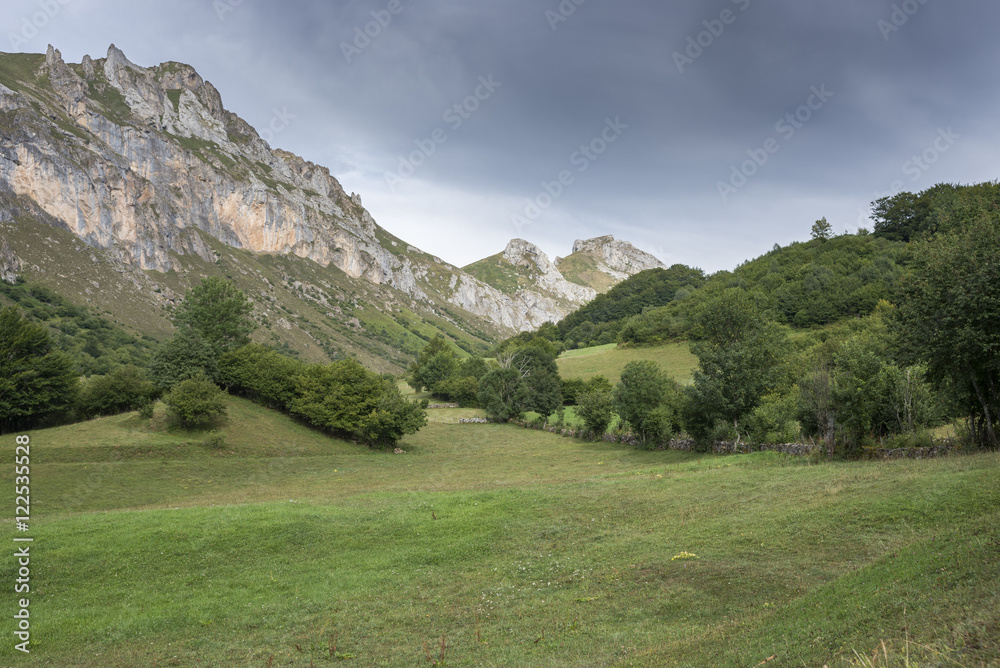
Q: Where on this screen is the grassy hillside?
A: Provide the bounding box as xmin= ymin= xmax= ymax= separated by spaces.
xmin=554 ymin=250 xmax=618 ymax=292
xmin=558 ymin=342 xmax=699 ymax=384
xmin=6 ymin=396 xmax=998 ymax=666
xmin=461 ymin=252 xmax=536 ymax=295
xmin=0 ymin=204 xmax=502 ymax=374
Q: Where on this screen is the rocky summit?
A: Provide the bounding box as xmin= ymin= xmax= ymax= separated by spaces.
xmin=0 ymin=45 xmax=664 ymax=361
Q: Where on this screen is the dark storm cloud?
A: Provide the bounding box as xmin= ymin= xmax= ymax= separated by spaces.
xmin=2 ymin=0 xmax=998 ymax=270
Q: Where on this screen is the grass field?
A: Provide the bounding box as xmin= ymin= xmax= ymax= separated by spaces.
xmin=557 ymin=343 xmax=699 ymax=384
xmin=3 ymin=396 xmax=999 ymax=667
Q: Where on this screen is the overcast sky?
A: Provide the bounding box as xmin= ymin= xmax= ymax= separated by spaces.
xmin=3 ymin=0 xmax=998 ymax=272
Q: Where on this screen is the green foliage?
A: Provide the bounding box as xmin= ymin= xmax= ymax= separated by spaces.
xmin=561 ymin=374 xmax=613 ymax=405
xmin=872 ymin=181 xmax=1000 ymax=242
xmin=408 ymin=335 xmax=456 ymax=392
xmin=618 ymin=234 xmax=909 ymax=342
xmin=556 ymin=266 xmax=706 ymax=348
xmin=0 ymin=278 xmax=154 ymax=375
xmin=217 ymin=343 xmax=306 ymax=411
xmin=810 ymin=217 xmax=832 ymax=240
xmin=575 ymin=388 xmax=616 ymax=437
xmin=896 ymin=212 xmax=1000 ymax=448
xmin=76 ymin=365 xmax=160 ymax=419
xmin=150 ymin=328 xmax=218 ymax=390
xmin=613 ymin=360 xmax=681 ymax=446
xmin=743 ymin=391 xmax=801 ymax=444
xmin=797 ymin=308 xmax=941 ymax=456
xmin=0 ymin=305 xmax=78 ymax=433
xmin=290 ymin=358 xmax=425 ymax=447
xmin=164 ymin=374 xmax=228 ymax=429
xmin=514 ymin=346 xmax=563 ymax=419
xmin=173 ymin=277 xmax=255 ymax=354
xmin=685 ymin=290 xmax=790 ymax=442
xmin=477 ymin=368 xmax=528 ymax=422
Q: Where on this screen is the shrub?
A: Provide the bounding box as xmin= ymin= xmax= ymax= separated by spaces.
xmin=76 ymin=365 xmax=160 ymax=419
xmin=613 ymin=360 xmax=680 ymax=446
xmin=150 ymin=328 xmax=218 ymax=390
xmin=575 ymin=388 xmax=615 ymax=438
xmin=164 ymin=375 xmax=227 ymax=429
xmin=218 ymin=343 xmax=305 ymax=410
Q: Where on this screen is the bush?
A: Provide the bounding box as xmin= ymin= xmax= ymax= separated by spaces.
xmin=218 ymin=343 xmax=305 ymax=410
xmin=164 ymin=375 xmax=227 ymax=429
xmin=290 ymin=359 xmax=426 ymax=448
xmin=150 ymin=328 xmax=218 ymax=390
xmin=76 ymin=365 xmax=160 ymax=419
xmin=613 ymin=360 xmax=680 ymax=446
xmin=575 ymin=388 xmax=615 ymax=438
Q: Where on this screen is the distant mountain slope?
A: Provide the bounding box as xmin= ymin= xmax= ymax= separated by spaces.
xmin=463 ymin=235 xmax=666 ymax=325
xmin=555 ymin=235 xmax=666 ymax=292
xmin=0 ymin=45 xmax=681 ymax=370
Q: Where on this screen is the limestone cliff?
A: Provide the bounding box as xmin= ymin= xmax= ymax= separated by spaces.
xmin=0 ymin=45 xmax=668 ymax=336
xmin=0 ymin=45 xmax=590 ymax=333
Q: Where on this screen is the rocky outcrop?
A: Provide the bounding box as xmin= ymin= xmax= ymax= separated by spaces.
xmin=0 ymin=45 xmax=667 ymax=333
xmin=502 ymin=239 xmax=596 ymax=303
xmin=0 ymin=236 xmax=19 ymax=283
xmin=563 ymin=235 xmax=665 ymax=280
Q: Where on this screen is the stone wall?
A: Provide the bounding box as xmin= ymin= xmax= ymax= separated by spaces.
xmin=498 ymin=419 xmax=959 ymax=459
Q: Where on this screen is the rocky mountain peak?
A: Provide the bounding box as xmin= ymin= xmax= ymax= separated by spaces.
xmin=565 ymin=235 xmax=665 ymax=280
xmin=502 ymin=238 xmax=558 ymax=276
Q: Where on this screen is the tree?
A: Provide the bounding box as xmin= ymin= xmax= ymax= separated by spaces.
xmin=408 ymin=335 xmax=458 ymax=392
xmin=477 ymin=368 xmax=527 ymax=422
xmin=150 ymin=328 xmax=218 ymax=390
xmin=291 ymin=358 xmax=426 ymax=447
xmin=576 ymin=388 xmax=615 ymax=437
xmin=897 ymin=213 xmax=1000 ymax=448
xmin=173 ymin=277 xmax=255 ymax=354
xmin=0 ymin=305 xmax=78 ymax=433
xmin=687 ymin=290 xmax=789 ymax=443
xmin=515 ymin=347 xmax=562 ymax=419
xmin=811 ymin=217 xmax=832 ymax=240
xmin=613 ymin=360 xmax=680 ymax=445
xmin=217 ymin=343 xmax=306 ymax=411
xmin=163 ymin=374 xmax=228 ymax=429
xmin=353 ymin=378 xmax=428 ymax=449
xmin=77 ymin=365 xmax=159 ymax=419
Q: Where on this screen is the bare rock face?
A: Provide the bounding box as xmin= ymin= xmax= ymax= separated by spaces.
xmin=569 ymin=235 xmax=666 ymax=280
xmin=0 ymin=45 xmax=660 ymax=334
xmin=0 ymin=236 xmax=20 ymax=284
xmin=502 ymin=239 xmax=597 ymax=303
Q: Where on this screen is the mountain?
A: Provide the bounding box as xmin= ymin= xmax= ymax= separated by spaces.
xmin=555 ymin=235 xmax=666 ymax=293
xmin=462 ymin=235 xmax=666 ymax=322
xmin=0 ymin=45 xmax=664 ymax=369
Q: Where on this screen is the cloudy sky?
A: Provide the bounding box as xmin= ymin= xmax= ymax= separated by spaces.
xmin=3 ymin=0 xmax=998 ymax=271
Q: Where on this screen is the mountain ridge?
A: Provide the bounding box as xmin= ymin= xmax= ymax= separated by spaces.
xmin=0 ymin=44 xmax=666 ymax=365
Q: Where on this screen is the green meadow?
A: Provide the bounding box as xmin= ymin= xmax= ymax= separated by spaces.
xmin=3 ymin=396 xmax=999 ymax=667
xmin=557 ymin=343 xmax=698 ymax=384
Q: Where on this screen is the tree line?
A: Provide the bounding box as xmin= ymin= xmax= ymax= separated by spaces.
xmin=0 ymin=276 xmax=425 ymax=448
